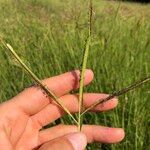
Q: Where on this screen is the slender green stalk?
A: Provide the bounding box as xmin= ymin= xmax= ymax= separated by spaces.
xmin=78 ymin=0 xmax=93 ymax=131
xmin=114 ymin=0 xmax=121 ymax=20
xmin=0 ymin=39 xmax=78 ymax=124
xmin=81 ymin=76 xmax=150 ymax=115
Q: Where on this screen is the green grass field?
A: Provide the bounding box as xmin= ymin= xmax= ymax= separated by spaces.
xmin=0 ymin=0 xmax=150 ymax=149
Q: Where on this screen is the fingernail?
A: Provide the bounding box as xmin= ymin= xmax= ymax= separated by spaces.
xmin=67 ymin=133 xmax=87 ymax=150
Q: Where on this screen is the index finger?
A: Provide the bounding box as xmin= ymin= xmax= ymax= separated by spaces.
xmin=11 ymin=69 xmax=94 ymax=115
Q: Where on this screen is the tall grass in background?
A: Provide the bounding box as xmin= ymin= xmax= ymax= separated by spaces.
xmin=0 ymin=0 xmax=150 ymax=149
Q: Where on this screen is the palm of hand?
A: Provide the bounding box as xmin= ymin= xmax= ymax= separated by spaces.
xmin=0 ymin=105 xmax=40 ymax=149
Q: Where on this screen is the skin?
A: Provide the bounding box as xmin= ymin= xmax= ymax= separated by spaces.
xmin=0 ymin=69 xmax=125 ymax=150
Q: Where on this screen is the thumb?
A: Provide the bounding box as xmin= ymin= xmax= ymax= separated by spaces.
xmin=39 ymin=132 xmax=87 ymax=150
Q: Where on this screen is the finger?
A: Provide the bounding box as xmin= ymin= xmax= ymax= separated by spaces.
xmin=32 ymin=93 xmax=118 ymax=128
xmin=39 ymin=125 xmax=125 ymax=145
xmin=38 ymin=132 xmax=87 ymax=150
xmin=11 ymin=69 xmax=94 ymax=115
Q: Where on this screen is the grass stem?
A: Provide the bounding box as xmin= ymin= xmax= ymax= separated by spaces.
xmin=81 ymin=76 xmax=150 ymax=115
xmin=78 ymin=0 xmax=93 ymax=131
xmin=0 ymin=39 xmax=78 ymax=124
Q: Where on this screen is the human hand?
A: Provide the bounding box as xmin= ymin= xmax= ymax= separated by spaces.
xmin=0 ymin=70 xmax=125 ymax=150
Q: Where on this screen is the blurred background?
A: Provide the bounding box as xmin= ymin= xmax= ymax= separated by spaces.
xmin=0 ymin=0 xmax=150 ymax=149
